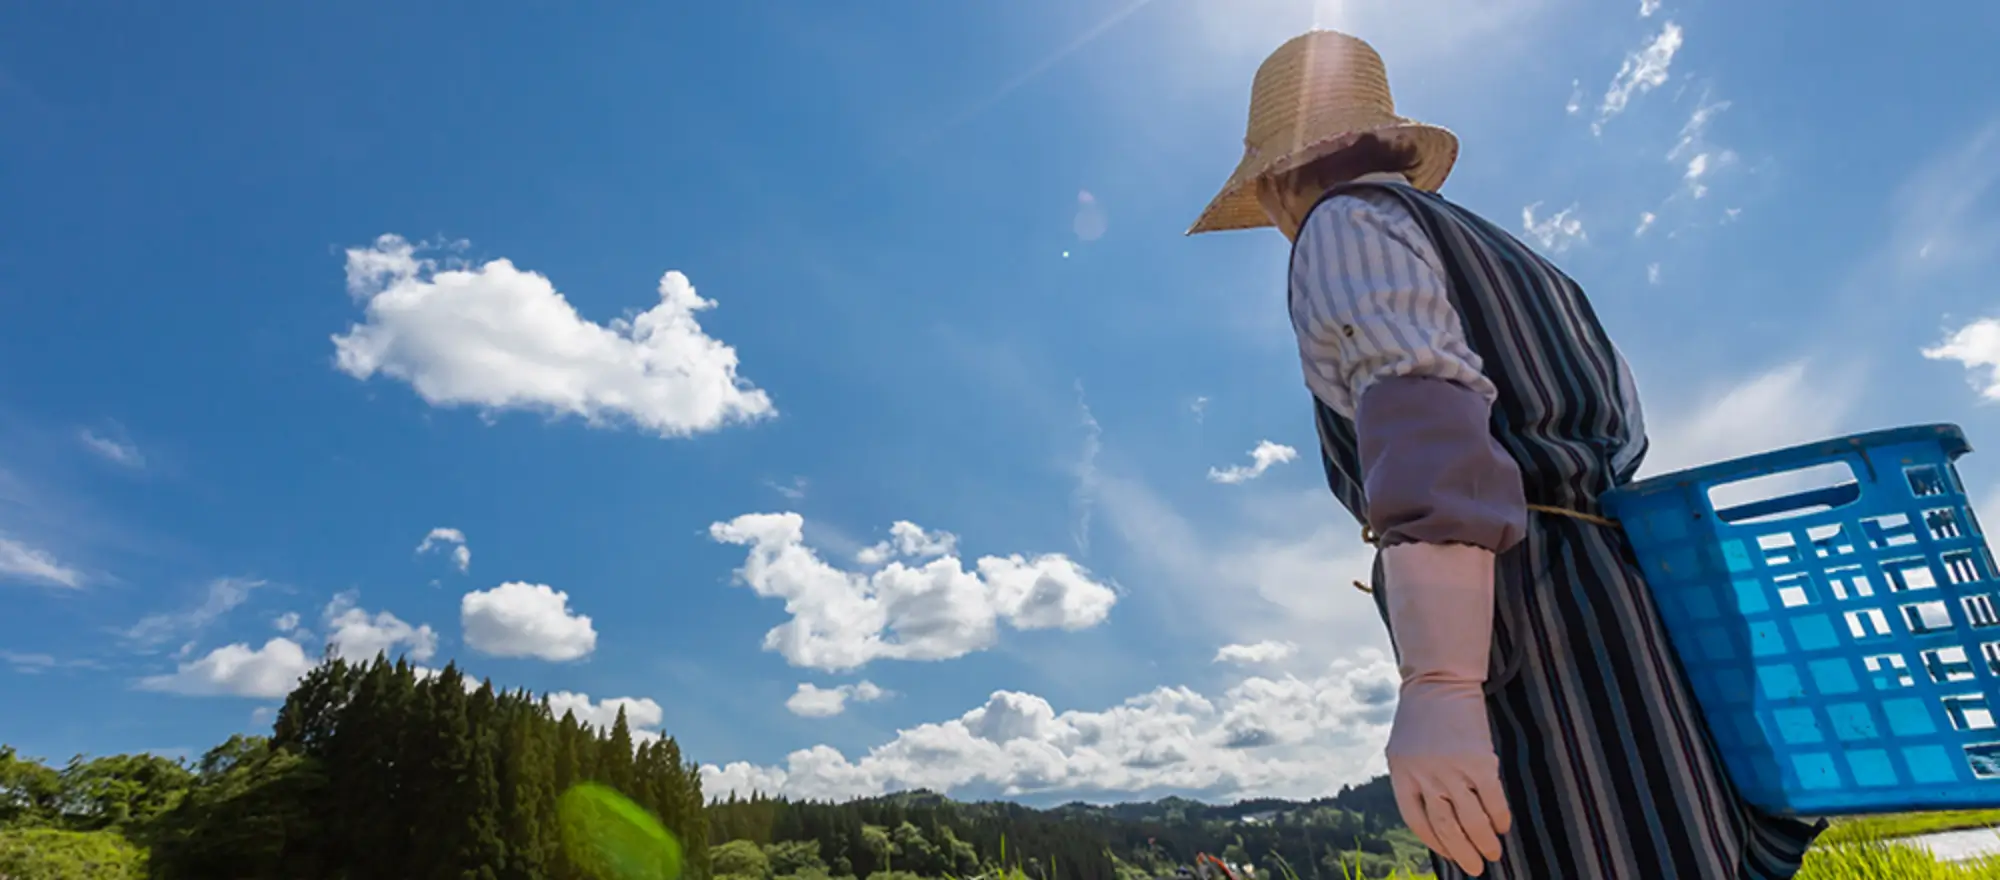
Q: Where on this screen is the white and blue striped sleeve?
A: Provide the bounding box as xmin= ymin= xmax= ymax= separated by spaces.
xmin=1290 ymin=190 xmax=1526 ymax=553
xmin=1288 ymin=191 xmax=1497 ymax=418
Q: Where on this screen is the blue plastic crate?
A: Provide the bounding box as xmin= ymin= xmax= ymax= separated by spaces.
xmin=1602 ymin=424 xmax=2000 ymax=816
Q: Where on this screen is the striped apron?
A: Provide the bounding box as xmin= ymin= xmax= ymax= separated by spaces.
xmin=1296 ymin=182 xmax=1826 ymax=879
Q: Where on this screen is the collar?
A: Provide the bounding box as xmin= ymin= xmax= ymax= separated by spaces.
xmin=1350 ymin=170 xmax=1413 ymax=186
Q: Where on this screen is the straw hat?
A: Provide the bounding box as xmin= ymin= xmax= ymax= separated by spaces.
xmin=1186 ymin=30 xmax=1459 ymax=235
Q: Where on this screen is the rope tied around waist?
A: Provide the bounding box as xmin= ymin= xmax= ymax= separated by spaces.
xmin=1350 ymin=504 xmax=1620 ymax=594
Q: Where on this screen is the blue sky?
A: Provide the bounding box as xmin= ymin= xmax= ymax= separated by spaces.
xmin=3 ymin=0 xmax=1999 ymax=804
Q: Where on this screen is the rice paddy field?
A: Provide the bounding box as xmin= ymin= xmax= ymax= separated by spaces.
xmin=1311 ymin=812 xmax=2000 ymax=879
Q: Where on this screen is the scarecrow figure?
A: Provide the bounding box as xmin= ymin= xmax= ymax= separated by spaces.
xmin=1187 ymin=31 xmax=1825 ymax=879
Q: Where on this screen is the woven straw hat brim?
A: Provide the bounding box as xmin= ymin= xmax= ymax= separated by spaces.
xmin=1185 ymin=120 xmax=1458 ymax=235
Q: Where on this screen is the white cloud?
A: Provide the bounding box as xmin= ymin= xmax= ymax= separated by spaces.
xmin=461 ymin=582 xmax=597 ymax=661
xmin=123 ymin=577 xmax=265 ymax=647
xmin=136 ymin=638 xmax=313 ymax=699
xmin=77 ymin=430 xmax=143 ymax=469
xmin=273 ymin=612 xmax=300 ymax=633
xmin=331 ymin=234 xmax=774 ymax=439
xmin=1595 ymin=21 xmax=1683 ymax=134
xmin=1522 ymin=202 xmax=1588 ymax=253
xmin=768 ymin=477 xmax=810 ymax=501
xmin=1214 ymin=641 xmax=1299 ymax=665
xmin=1639 ymin=0 xmax=1661 ymax=16
xmin=702 ymin=651 xmax=1401 ymax=802
xmin=1564 ymin=78 xmax=1583 ymax=115
xmin=0 ymin=537 xmax=83 ymax=589
xmin=1207 ymin=441 xmax=1298 ymax=485
xmin=547 ymin=691 xmax=665 ymax=733
xmin=786 ymin=681 xmax=889 ymax=718
xmin=1635 ymin=212 xmax=1656 ymax=237
xmin=416 ymin=527 xmax=471 ymax=573
xmin=709 ymin=513 xmax=1119 ymax=672
xmin=1647 ymin=263 xmax=1663 ymax=285
xmin=856 ymin=521 xmax=959 ymax=566
xmin=323 ymin=592 xmax=438 ymax=663
xmin=1189 ymin=396 xmax=1210 ymax=423
xmin=1924 ymin=319 xmax=2000 ymax=400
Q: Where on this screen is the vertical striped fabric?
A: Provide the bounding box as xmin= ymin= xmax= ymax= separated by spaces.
xmin=1293 ymin=182 xmax=1825 ymax=879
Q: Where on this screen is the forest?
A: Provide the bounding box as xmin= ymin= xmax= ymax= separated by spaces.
xmin=0 ymin=654 xmax=1430 ymax=879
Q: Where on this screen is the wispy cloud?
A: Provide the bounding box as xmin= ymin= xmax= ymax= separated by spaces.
xmin=1522 ymin=202 xmax=1588 ymax=253
xmin=1071 ymin=381 xmax=1103 ymax=554
xmin=123 ymin=577 xmax=266 ymax=649
xmin=1639 ymin=0 xmax=1661 ymax=16
xmin=77 ymin=429 xmax=143 ymax=469
xmin=1924 ymin=320 xmax=2000 ymax=400
xmin=767 ymin=477 xmax=809 ymax=501
xmin=0 ymin=536 xmax=83 ymax=589
xmin=1564 ymin=79 xmax=1583 ymax=115
xmin=1668 ymin=93 xmax=1736 ymax=199
xmin=1595 ymin=21 xmax=1684 ymax=135
xmin=1635 ymin=212 xmax=1657 ymax=237
xmin=1207 ymin=441 xmax=1299 ymax=485
xmin=1647 ymin=263 xmax=1663 ymax=285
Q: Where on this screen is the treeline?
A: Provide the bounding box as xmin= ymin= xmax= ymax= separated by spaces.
xmin=3 ymin=653 xmax=1429 ymax=880
xmin=2 ymin=655 xmax=709 ymax=879
xmin=703 ymin=780 xmax=1430 ymax=880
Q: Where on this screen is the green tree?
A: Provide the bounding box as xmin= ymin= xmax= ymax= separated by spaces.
xmin=712 ymin=838 xmax=773 ymax=880
xmin=0 ymin=827 xmax=146 ymax=879
xmin=0 ymin=747 xmax=62 ymax=829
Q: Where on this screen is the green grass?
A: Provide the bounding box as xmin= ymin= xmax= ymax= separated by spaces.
xmin=1260 ymin=816 xmax=2000 ymax=879
xmin=1819 ymin=811 xmax=2000 ymax=845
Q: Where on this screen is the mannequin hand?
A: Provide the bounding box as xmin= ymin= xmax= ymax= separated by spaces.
xmin=1379 ymin=541 xmax=1511 ymax=876
xmin=1387 ymin=680 xmax=1511 ymax=876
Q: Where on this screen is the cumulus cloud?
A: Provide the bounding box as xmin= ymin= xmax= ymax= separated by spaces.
xmin=123 ymin=577 xmax=265 ymax=648
xmin=547 ymin=691 xmax=665 ymax=732
xmin=1522 ymin=202 xmax=1587 ymax=253
xmin=1208 ymin=441 xmax=1298 ymax=485
xmin=323 ymin=592 xmax=438 ymax=663
xmin=417 ymin=527 xmax=471 ymax=573
xmin=1924 ymin=319 xmax=2000 ymax=400
xmin=856 ymin=522 xmax=959 ymax=566
xmin=786 ymin=681 xmax=889 ymax=718
xmin=710 ymin=513 xmax=1119 ymax=672
xmin=1595 ymin=21 xmax=1683 ymax=134
xmin=136 ymin=638 xmax=313 ymax=699
xmin=461 ymin=582 xmax=597 ymax=661
xmin=702 ymin=651 xmax=1401 ymax=802
xmin=0 ymin=537 xmax=83 ymax=589
xmin=77 ymin=430 xmax=143 ymax=469
xmin=1214 ymin=641 xmax=1298 ymax=665
xmin=331 ymin=234 xmax=773 ymax=439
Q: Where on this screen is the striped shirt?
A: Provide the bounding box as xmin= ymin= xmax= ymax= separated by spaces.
xmin=1288 ymin=171 xmax=1648 ymax=548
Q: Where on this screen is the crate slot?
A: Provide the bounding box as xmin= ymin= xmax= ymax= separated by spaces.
xmin=1926 ymin=507 xmax=1970 ymax=541
xmin=1923 ymin=647 xmax=1977 ymax=685
xmin=1908 ymin=464 xmax=1949 ymax=498
xmin=1863 ymin=514 xmax=1920 ymax=550
xmin=1943 ymin=694 xmax=1995 ymax=731
xmin=1848 ymin=609 xmax=1894 ymax=640
xmin=1903 ymin=601 xmax=1956 ymax=635
xmin=1884 ymin=557 xmax=1940 ymax=592
xmin=1966 ymin=742 xmax=2000 ymax=780
xmin=1776 ymin=573 xmax=1817 ymax=609
xmin=1943 ymin=549 xmax=1987 ymax=586
xmin=1825 ymin=565 xmax=1874 ymax=601
xmin=1864 ymin=653 xmax=1914 ymax=689
xmin=1964 ymin=595 xmax=2000 ymax=629
xmin=1808 ymin=524 xmax=1855 ymax=558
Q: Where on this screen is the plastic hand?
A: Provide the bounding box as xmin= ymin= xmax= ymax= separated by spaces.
xmin=1380 ymin=542 xmax=1512 ymax=876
